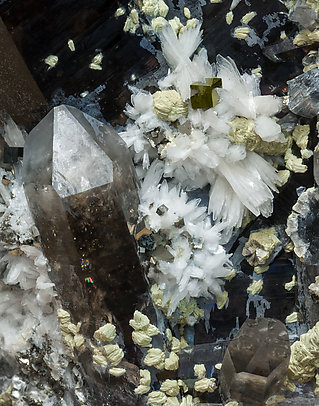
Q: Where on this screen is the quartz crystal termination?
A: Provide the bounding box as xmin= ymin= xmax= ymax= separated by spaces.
xmin=220 ymin=318 xmax=290 ymax=406
xmin=23 ymin=105 xmax=146 ymax=334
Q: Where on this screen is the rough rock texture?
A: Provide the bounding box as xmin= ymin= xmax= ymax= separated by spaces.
xmin=220 ymin=318 xmax=290 ymax=406
xmin=295 ymin=259 xmax=319 ymax=329
xmin=285 ymin=185 xmax=319 ymax=326
xmin=23 ymin=105 xmax=147 ymax=336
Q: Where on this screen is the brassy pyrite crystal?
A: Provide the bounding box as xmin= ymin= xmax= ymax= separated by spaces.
xmin=23 ymin=105 xmax=147 ymax=336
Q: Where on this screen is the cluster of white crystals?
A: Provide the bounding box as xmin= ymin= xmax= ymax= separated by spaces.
xmin=0 ymin=166 xmax=35 ymax=244
xmin=121 ymin=20 xmax=285 ymax=311
xmin=121 ymin=23 xmax=283 ymax=232
xmin=140 ymin=160 xmax=232 ymax=313
xmin=0 ymin=169 xmax=65 ymax=367
xmin=0 ymin=245 xmax=58 ymax=353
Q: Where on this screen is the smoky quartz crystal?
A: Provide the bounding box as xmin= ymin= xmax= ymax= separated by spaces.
xmin=23 ymin=105 xmax=146 ymax=335
xmin=0 ymin=18 xmax=47 ymax=130
xmin=220 ymin=318 xmax=290 ymax=406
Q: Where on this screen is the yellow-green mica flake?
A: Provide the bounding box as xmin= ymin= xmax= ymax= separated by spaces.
xmin=177 ymin=297 xmax=204 ymax=324
xmin=294 ymin=29 xmax=319 ymax=46
xmin=292 ymin=125 xmax=312 ymax=163
xmin=67 ymin=39 xmax=75 ymax=51
xmin=216 ymin=290 xmax=228 ymax=309
xmin=124 ymin=9 xmax=140 ymax=33
xmin=242 ymin=227 xmax=281 ymax=266
xmin=153 ymin=90 xmax=188 ymax=121
xmin=225 ymin=268 xmax=236 ymax=280
xmin=226 ymin=11 xmax=234 ymax=25
xmin=306 ymin=0 xmax=319 ymax=12
xmin=254 ymin=265 xmax=269 ymax=274
xmin=0 ymin=385 xmax=12 ymax=406
xmin=160 ymin=379 xmax=180 ymax=396
xmin=288 ymin=321 xmax=319 ymax=382
xmin=234 ymin=26 xmax=250 ymax=39
xmin=151 ymin=284 xmax=204 ymax=324
xmin=168 ymin=17 xmax=183 ymax=34
xmin=304 ymin=63 xmax=317 ymax=73
xmin=292 ymin=124 xmax=310 ymax=150
xmin=109 ymin=367 xmax=126 ymax=376
xmin=184 ymin=7 xmax=191 ymax=19
xmin=115 ymin=7 xmax=126 ymax=17
xmin=165 ymin=351 xmax=179 ymax=370
xmin=251 ymin=66 xmax=262 ymax=78
xmin=44 ymin=55 xmax=58 ymax=68
xmin=190 ymin=77 xmax=222 ymax=109
xmin=135 ymin=369 xmax=151 ymax=394
xmin=151 ymin=283 xmax=170 ymax=314
xmin=286 ymin=311 xmax=301 ymax=323
xmin=194 ymin=378 xmax=217 ymax=392
xmin=144 ymin=348 xmax=165 ymax=369
xmin=278 ymin=169 xmax=290 ymax=186
xmin=247 ymin=279 xmax=263 ymax=295
xmin=241 ymin=11 xmax=256 ymax=24
xmin=285 ymin=275 xmax=297 ymax=291
xmin=228 ymin=117 xmax=288 ymax=155
xmin=148 ymin=391 xmax=167 ymax=406
xmin=194 ymin=364 xmax=206 ymax=379
xmin=142 ymin=0 xmax=169 ymax=18
xmin=285 ymin=148 xmax=307 ymax=173
xmin=151 ymin=16 xmax=167 ymax=33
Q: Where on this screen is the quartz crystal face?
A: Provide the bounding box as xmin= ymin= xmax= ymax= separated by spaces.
xmin=23 ymin=105 xmax=146 ymax=334
xmin=52 ymin=106 xmax=113 ymax=198
xmin=220 ymin=318 xmax=290 ymax=406
xmin=287 ymin=68 xmax=319 ymax=118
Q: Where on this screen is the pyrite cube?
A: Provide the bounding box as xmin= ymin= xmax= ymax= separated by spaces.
xmin=190 ymin=77 xmax=222 ymax=109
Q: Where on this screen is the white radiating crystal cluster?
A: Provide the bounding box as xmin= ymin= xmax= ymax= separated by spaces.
xmin=0 ymin=245 xmax=59 ymax=353
xmin=0 ymin=169 xmax=62 ymax=358
xmin=120 ymin=22 xmax=284 ymax=311
xmin=0 ymin=166 xmax=35 ymax=244
xmin=121 ymin=24 xmax=283 ymax=234
xmin=140 ymin=160 xmax=232 ymax=313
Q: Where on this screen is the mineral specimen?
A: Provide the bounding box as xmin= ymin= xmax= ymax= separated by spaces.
xmin=286 ymin=184 xmax=319 ymax=327
xmin=23 ymin=105 xmax=146 ymax=336
xmin=242 ymin=227 xmax=281 ymax=266
xmin=220 ymin=318 xmax=290 ymax=405
xmin=288 ymin=321 xmax=319 ymax=382
xmin=190 ymin=78 xmax=222 ymax=109
xmin=287 ymin=69 xmax=319 ymax=118
xmin=286 ymin=187 xmax=319 ymax=264
xmin=289 ymin=0 xmax=317 ymax=28
xmin=153 ymin=90 xmax=188 ymax=122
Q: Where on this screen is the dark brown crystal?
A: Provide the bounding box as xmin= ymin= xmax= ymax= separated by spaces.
xmin=0 ymin=18 xmax=47 ymax=130
xmin=220 ymin=318 xmax=290 ymax=406
xmin=23 ymin=105 xmax=147 ymax=336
